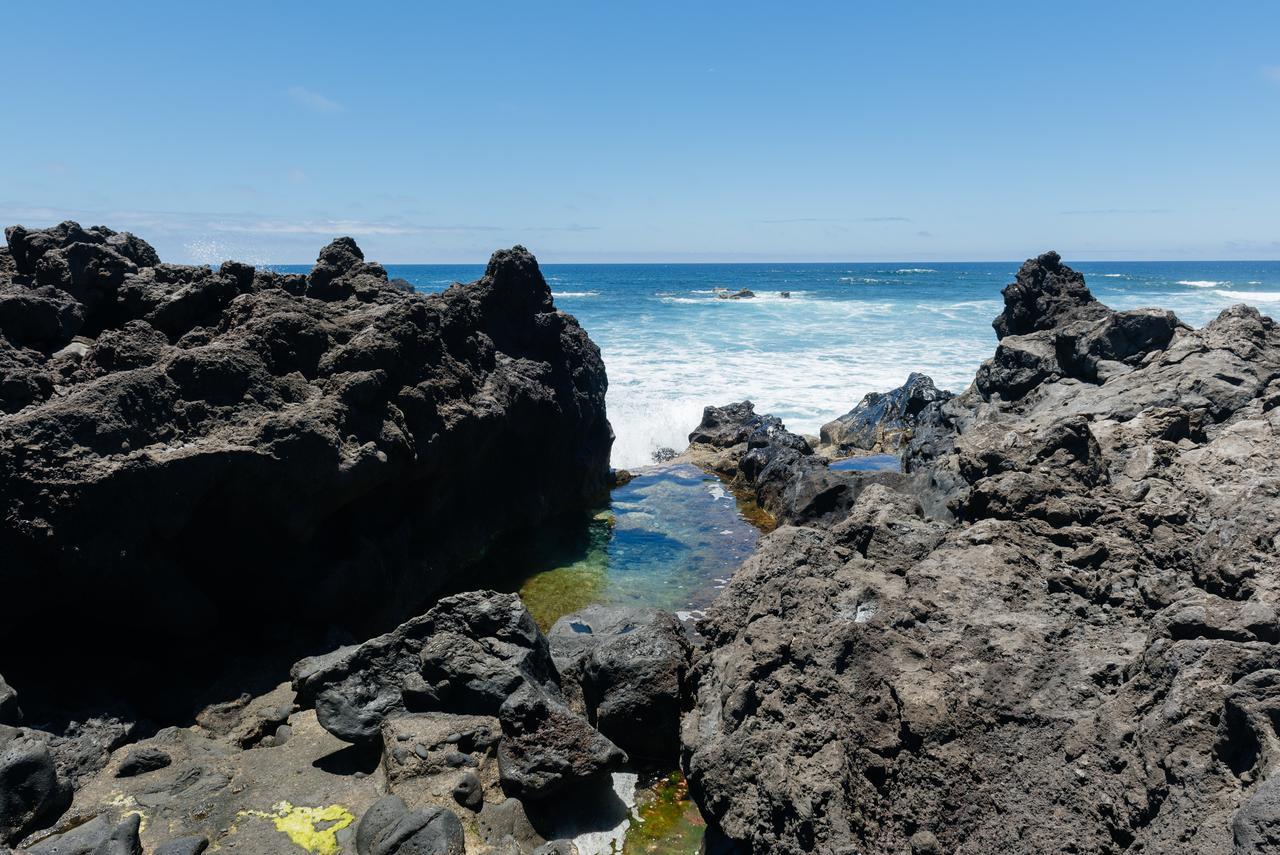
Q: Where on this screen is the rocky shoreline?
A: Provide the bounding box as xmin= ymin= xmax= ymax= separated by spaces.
xmin=3 ymin=231 xmax=1278 ymax=854
xmin=682 ymin=252 xmax=1280 ymax=854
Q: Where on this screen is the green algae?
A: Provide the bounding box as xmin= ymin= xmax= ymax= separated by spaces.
xmin=623 ymin=771 xmax=705 ymax=854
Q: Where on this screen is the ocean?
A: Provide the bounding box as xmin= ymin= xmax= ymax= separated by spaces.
xmin=355 ymin=259 xmax=1280 ymax=469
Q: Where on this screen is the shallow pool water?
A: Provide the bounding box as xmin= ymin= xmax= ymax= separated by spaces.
xmin=828 ymin=453 xmax=901 ymax=472
xmin=480 ymin=464 xmax=763 ymax=630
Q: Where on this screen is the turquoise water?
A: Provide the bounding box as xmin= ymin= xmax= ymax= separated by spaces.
xmin=342 ymin=259 xmax=1280 ymax=468
xmin=474 ymin=464 xmax=761 ymax=629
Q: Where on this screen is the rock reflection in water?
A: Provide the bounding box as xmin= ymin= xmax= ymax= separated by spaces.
xmin=486 ymin=464 xmax=761 ymax=630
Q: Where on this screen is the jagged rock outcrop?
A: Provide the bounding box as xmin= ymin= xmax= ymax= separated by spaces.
xmin=682 ymin=400 xmax=907 ymax=527
xmin=293 ymin=591 xmax=627 ymax=800
xmin=0 ymin=222 xmax=611 ymax=715
xmin=819 ymin=372 xmax=953 ymax=455
xmin=683 ymin=253 xmax=1280 ymax=854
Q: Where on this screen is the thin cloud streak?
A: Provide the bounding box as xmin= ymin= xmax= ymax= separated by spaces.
xmin=285 ymin=85 xmax=344 ymax=114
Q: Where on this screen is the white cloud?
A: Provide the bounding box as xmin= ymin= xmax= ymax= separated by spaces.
xmin=285 ymin=85 xmax=344 ymax=114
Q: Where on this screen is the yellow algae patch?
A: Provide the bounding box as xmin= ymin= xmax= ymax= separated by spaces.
xmin=236 ymin=801 xmax=356 ymax=855
xmin=106 ymin=791 xmax=148 ymax=833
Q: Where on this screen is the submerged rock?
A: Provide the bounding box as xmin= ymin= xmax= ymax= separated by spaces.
xmin=683 ymin=252 xmax=1280 ymax=853
xmin=0 ymin=223 xmax=612 ymax=713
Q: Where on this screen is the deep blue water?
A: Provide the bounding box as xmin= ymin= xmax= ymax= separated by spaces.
xmin=369 ymin=260 xmax=1280 ymax=467
xmin=279 ymin=259 xmax=1280 ymax=467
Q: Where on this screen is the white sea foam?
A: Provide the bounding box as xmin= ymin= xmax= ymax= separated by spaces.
xmin=1178 ymin=280 xmax=1224 ymax=288
xmin=1216 ymin=290 xmax=1280 ymax=303
xmin=553 ymin=290 xmax=600 ymax=297
xmin=1100 ymin=273 xmax=1127 ymax=278
xmin=894 ymin=268 xmax=937 ymax=274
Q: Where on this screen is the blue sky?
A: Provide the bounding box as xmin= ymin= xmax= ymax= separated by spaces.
xmin=2 ymin=2 xmax=1278 ymax=263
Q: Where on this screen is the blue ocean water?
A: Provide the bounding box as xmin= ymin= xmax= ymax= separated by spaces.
xmin=363 ymin=259 xmax=1280 ymax=468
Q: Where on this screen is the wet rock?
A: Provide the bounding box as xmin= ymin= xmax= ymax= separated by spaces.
xmin=819 ymin=372 xmax=953 ymax=454
xmin=716 ymin=289 xmax=755 ymax=300
xmin=114 ymin=746 xmax=171 ymax=777
xmin=682 ymin=400 xmax=903 ymax=526
xmin=496 ymin=685 xmax=627 ymax=799
xmin=651 ymin=447 xmax=678 ymax=463
xmin=549 ymin=606 xmax=691 ymax=763
xmin=0 ymin=728 xmax=73 ymax=845
xmin=354 ymin=794 xmax=465 ymax=855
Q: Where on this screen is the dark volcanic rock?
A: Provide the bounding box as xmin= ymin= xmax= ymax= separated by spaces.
xmin=992 ymin=249 xmax=1107 ymax=338
xmin=0 ymin=727 xmax=73 ymax=845
xmin=293 ymin=591 xmax=561 ymax=744
xmin=496 ymin=684 xmax=627 ymax=800
xmin=355 ymin=794 xmax=465 ymax=855
xmin=0 ymin=223 xmax=611 ymax=714
xmin=0 ymin=675 xmax=19 ymax=725
xmin=683 ymin=254 xmax=1280 ymax=853
xmin=152 ymin=836 xmax=209 ymax=855
xmin=113 ymin=745 xmax=171 ymax=777
xmin=819 ymin=372 xmax=953 ymax=454
xmin=549 ymin=606 xmax=691 ymax=763
xmin=295 ymin=591 xmax=626 ymax=798
xmin=683 ymin=400 xmax=906 ymax=526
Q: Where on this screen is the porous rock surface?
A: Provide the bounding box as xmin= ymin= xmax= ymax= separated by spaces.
xmin=818 ymin=371 xmax=953 ymax=455
xmin=682 ymin=252 xmax=1280 ymax=853
xmin=0 ymin=222 xmax=611 ymax=702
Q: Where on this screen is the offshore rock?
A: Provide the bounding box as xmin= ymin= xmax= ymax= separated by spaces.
xmin=0 ymin=223 xmax=611 ymax=711
xmin=818 ymin=372 xmax=953 ymax=454
xmin=684 ymin=252 xmax=1280 ymax=853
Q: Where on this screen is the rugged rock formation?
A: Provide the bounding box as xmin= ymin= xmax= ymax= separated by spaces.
xmin=819 ymin=372 xmax=953 ymax=455
xmin=682 ymin=400 xmax=907 ymax=527
xmin=683 ymin=253 xmax=1280 ymax=853
xmin=293 ymin=591 xmax=627 ymax=800
xmin=0 ymin=222 xmax=611 ymax=714
xmin=549 ymin=606 xmax=692 ymax=764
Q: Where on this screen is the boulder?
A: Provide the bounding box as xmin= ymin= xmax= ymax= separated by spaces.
xmin=819 ymin=372 xmax=953 ymax=453
xmin=293 ymin=591 xmax=560 ymax=744
xmin=0 ymin=728 xmax=73 ymax=845
xmin=114 ymin=746 xmax=171 ymax=777
xmin=354 ymin=795 xmax=465 ymax=855
xmin=496 ymin=685 xmax=627 ymax=799
xmin=549 ymin=606 xmax=691 ymax=762
xmin=27 ymin=814 xmax=112 ymax=854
